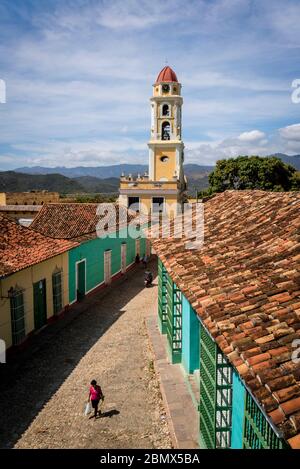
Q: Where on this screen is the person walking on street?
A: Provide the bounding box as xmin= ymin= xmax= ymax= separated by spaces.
xmin=142 ymin=254 xmax=148 ymax=268
xmin=88 ymin=379 xmax=104 ymax=418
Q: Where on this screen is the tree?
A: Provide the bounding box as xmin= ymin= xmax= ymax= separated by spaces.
xmin=199 ymin=156 xmax=300 ymax=197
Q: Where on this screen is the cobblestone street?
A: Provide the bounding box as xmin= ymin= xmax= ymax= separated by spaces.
xmin=0 ymin=261 xmax=172 ymax=449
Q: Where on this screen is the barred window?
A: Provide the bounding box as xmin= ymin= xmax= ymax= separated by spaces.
xmin=52 ymin=269 xmax=63 ymax=315
xmin=10 ymin=287 xmax=26 ymax=345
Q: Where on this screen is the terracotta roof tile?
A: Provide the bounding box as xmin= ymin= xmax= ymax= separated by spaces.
xmin=290 ymin=411 xmax=300 ymax=431
xmin=0 ymin=215 xmax=77 ymax=277
xmin=287 ymin=433 xmax=300 ymax=449
xmin=273 ymin=385 xmax=300 ymax=403
xmin=268 ymin=408 xmax=286 ymax=425
xmin=280 ymin=397 xmax=300 ymax=416
xmin=30 ymin=203 xmax=140 ymax=241
xmin=150 ymin=190 xmax=300 ymax=445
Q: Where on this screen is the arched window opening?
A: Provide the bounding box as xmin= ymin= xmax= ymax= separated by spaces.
xmin=162 ymin=121 xmax=171 ymax=141
xmin=162 ymin=104 xmax=170 ymax=117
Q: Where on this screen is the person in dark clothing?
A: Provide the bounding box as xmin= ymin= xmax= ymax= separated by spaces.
xmin=88 ymin=379 xmax=104 ymax=418
xmin=144 ymin=270 xmax=153 ymax=286
xmin=135 ymin=253 xmax=140 ymax=263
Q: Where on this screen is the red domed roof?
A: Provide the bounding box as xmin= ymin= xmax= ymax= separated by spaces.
xmin=155 ymin=66 xmax=178 ymax=83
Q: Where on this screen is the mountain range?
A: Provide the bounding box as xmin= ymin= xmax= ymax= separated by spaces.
xmin=14 ymin=154 xmax=300 ymax=177
xmin=0 ymin=171 xmax=120 ymax=194
xmin=0 ymin=154 xmax=299 ymax=195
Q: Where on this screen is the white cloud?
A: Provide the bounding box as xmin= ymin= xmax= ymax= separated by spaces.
xmin=185 ymin=124 xmax=300 ymax=165
xmin=279 ymin=123 xmax=300 ymax=142
xmin=237 ymin=130 xmax=266 ymax=142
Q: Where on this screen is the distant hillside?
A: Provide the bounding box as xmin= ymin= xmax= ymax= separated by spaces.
xmin=0 ymin=171 xmax=84 ymax=193
xmin=15 ymin=163 xmax=215 ymax=179
xmin=15 ymin=156 xmax=300 ymax=178
xmin=10 ymin=155 xmax=299 ymax=195
xmin=15 ymin=164 xmax=148 ymax=179
xmin=74 ymin=176 xmax=119 ymax=193
xmin=271 ymin=154 xmax=300 ymax=170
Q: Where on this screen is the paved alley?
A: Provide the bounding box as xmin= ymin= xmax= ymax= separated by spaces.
xmin=0 ymin=261 xmax=171 ymax=449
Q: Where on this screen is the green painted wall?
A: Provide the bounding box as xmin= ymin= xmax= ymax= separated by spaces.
xmin=69 ymin=227 xmax=145 ymax=303
xmin=231 ymin=370 xmax=246 ymax=449
xmin=181 ymin=295 xmax=200 ymax=374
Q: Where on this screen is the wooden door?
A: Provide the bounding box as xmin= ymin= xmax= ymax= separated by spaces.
xmin=121 ymin=243 xmax=127 ymax=274
xmin=33 ymin=279 xmax=47 ymax=330
xmin=104 ymin=250 xmax=112 ymax=285
xmin=135 ymin=238 xmax=140 ymax=257
xmin=146 ymin=239 xmax=151 ymax=257
xmin=77 ymin=260 xmax=86 ymax=301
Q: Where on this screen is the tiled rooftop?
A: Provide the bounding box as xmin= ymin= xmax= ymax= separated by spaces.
xmin=150 ymin=190 xmax=300 ymax=446
xmin=30 ymin=203 xmax=140 ymax=241
xmin=0 ymin=215 xmax=77 ymax=277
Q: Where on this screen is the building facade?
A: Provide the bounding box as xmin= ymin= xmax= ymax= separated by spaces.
xmin=153 ymin=191 xmax=300 ymax=450
xmin=119 ymin=66 xmax=187 ymax=217
xmin=30 ymin=203 xmax=150 ymax=304
xmin=0 ymin=190 xmax=60 ymax=206
xmin=0 ymin=215 xmax=76 ymax=351
xmin=68 ymin=227 xmax=148 ymax=304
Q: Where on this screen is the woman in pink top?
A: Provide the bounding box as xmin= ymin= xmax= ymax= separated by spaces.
xmin=88 ymin=379 xmax=104 ymax=418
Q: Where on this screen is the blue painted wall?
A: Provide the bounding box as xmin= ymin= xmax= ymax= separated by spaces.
xmin=181 ymin=294 xmax=200 ymax=374
xmin=231 ymin=370 xmax=246 ymax=449
xmin=69 ymin=227 xmax=146 ymax=303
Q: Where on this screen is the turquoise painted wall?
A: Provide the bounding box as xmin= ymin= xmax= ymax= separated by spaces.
xmin=181 ymin=294 xmax=200 ymax=374
xmin=140 ymin=237 xmax=146 ymax=257
xmin=231 ymin=370 xmax=246 ymax=449
xmin=69 ymin=227 xmax=145 ymax=303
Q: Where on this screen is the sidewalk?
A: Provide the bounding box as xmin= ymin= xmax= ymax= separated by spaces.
xmin=146 ymin=312 xmax=199 ymax=449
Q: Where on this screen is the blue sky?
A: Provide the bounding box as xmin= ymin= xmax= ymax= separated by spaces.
xmin=0 ymin=0 xmax=300 ymax=169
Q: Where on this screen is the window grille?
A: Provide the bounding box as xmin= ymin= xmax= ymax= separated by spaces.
xmin=10 ymin=288 xmax=26 ymax=345
xmin=243 ymin=391 xmax=287 ymax=449
xmin=158 ymin=259 xmax=168 ymax=333
xmin=52 ymin=269 xmax=63 ymax=315
xmin=199 ymin=325 xmax=233 ymax=449
xmin=166 ymin=275 xmax=182 ymax=363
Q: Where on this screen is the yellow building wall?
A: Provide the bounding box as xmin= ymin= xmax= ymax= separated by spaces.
xmin=154 ymin=149 xmax=177 ymax=181
xmin=0 ymin=193 xmax=6 ymax=205
xmin=120 ymin=180 xmax=178 ymax=190
xmin=0 ymin=252 xmax=69 ymax=349
xmin=137 ymin=194 xmax=180 ymax=217
xmin=153 ymin=84 xmax=181 ymax=97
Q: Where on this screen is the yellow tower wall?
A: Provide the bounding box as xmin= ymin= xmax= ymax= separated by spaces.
xmin=153 ymin=149 xmax=177 ymax=181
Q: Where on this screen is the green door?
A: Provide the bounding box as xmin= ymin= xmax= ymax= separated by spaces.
xmin=33 ymin=279 xmax=47 ymax=330
xmin=77 ymin=260 xmax=86 ymax=301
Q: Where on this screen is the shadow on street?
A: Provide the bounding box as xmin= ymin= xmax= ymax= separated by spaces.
xmin=0 ymin=260 xmax=157 ymax=448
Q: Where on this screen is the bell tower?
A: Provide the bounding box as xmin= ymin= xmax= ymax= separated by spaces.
xmin=149 ymin=66 xmax=185 ymax=190
xmin=119 ymin=66 xmax=187 ymax=217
